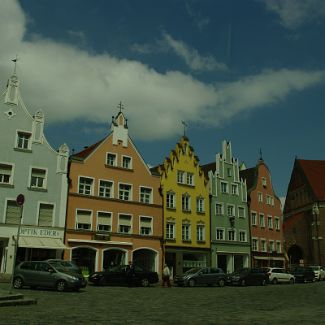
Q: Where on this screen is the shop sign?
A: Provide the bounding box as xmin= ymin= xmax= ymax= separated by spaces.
xmin=19 ymin=227 xmax=63 ymax=238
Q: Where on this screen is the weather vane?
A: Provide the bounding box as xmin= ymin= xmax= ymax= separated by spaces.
xmin=11 ymin=54 xmax=19 ymax=74
xmin=117 ymin=101 xmax=125 ymax=113
xmin=259 ymin=148 xmax=263 ymax=160
xmin=181 ymin=120 xmax=188 ymax=136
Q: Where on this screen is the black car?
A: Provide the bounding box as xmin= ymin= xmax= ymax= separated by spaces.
xmin=226 ymin=268 xmax=268 ymax=286
xmin=88 ymin=265 xmax=159 ymax=287
xmin=291 ymin=267 xmax=315 ymax=283
xmin=174 ymin=267 xmax=226 ymax=287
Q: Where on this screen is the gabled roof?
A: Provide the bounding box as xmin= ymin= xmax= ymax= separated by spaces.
xmin=239 ymin=167 xmax=257 ymax=191
xmin=71 ymin=138 xmax=106 ymax=160
xmin=297 ymin=159 xmax=325 ymax=200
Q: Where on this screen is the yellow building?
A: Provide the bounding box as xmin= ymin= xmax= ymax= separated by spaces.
xmin=155 ymin=136 xmax=210 ymax=277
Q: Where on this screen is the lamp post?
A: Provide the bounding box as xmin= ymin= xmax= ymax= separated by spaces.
xmin=312 ymin=202 xmax=321 ymax=265
xmin=9 ymin=194 xmax=24 ymax=294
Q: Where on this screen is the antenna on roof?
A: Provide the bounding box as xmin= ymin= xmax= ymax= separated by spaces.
xmin=117 ymin=101 xmax=125 ymax=113
xmin=259 ymin=148 xmax=263 ymax=161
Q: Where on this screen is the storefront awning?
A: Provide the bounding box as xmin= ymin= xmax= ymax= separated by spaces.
xmin=19 ymin=236 xmax=66 ymax=250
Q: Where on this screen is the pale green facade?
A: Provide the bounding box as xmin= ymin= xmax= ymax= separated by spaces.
xmin=204 ymin=141 xmax=251 ymax=273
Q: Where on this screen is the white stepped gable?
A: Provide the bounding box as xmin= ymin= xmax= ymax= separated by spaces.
xmin=111 ymin=111 xmax=128 ymax=147
xmin=4 ymin=74 xmax=19 ymax=105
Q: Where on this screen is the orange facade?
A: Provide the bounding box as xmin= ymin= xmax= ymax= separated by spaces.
xmin=64 ymin=112 xmax=163 ymax=276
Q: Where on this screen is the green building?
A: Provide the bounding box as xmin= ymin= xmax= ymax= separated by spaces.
xmin=203 ymin=140 xmax=250 ymax=273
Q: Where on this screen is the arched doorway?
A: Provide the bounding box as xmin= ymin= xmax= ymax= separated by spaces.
xmin=288 ymin=245 xmax=303 ymax=266
xmin=72 ymin=247 xmax=96 ymax=276
xmin=102 ymin=249 xmax=127 ymax=270
xmin=133 ymin=249 xmax=157 ymax=272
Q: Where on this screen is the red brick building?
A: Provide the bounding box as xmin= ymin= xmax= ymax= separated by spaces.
xmin=283 ymin=159 xmax=325 ymax=267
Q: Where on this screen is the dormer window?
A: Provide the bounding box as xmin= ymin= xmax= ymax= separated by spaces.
xmin=16 ymin=131 xmax=31 ymax=150
xmin=262 ymin=177 xmax=267 ymax=187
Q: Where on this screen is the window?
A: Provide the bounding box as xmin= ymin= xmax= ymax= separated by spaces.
xmin=269 ymin=241 xmax=275 ymax=252
xmin=0 ymin=163 xmax=13 ymax=184
xmin=276 ymin=241 xmax=281 ymax=253
xmin=259 ymin=214 xmax=265 ymax=228
xmin=166 ymin=192 xmax=176 ymax=209
xmin=221 ymin=182 xmax=228 ymax=193
xmin=122 ymin=156 xmax=132 ymax=169
xmin=239 ymin=231 xmax=246 ymax=242
xmin=231 ymin=184 xmax=238 ymax=195
xmin=38 ymin=203 xmax=54 ymax=227
xmin=187 ymin=173 xmax=194 ymax=185
xmin=76 ymin=210 xmax=91 ymax=230
xmin=216 ymin=228 xmax=225 ymax=240
xmin=251 ymin=212 xmax=257 ymax=226
xmin=17 ymin=132 xmax=31 ymax=149
xmin=252 ymin=238 xmax=258 ymax=251
xmin=177 ymin=170 xmax=185 ymax=184
xmin=5 ymin=200 xmax=20 ymax=224
xmin=182 ymin=194 xmax=191 ymax=212
xmin=97 ymin=212 xmax=112 ymax=232
xmin=166 ymin=222 xmax=175 ymax=239
xmin=261 ymin=240 xmax=267 ymax=252
xmin=275 ymin=217 xmax=280 ymax=230
xmin=227 ymin=168 xmax=232 ymax=177
xmin=118 ymin=214 xmax=132 ymax=233
xmin=258 ymin=192 xmax=263 ymax=203
xmin=30 ymin=168 xmax=47 ymax=189
xmin=99 ymin=180 xmax=113 ymax=198
xmin=227 ymin=205 xmax=235 ymax=217
xmin=78 ymin=177 xmax=93 ymax=195
xmin=268 ymin=216 xmax=273 ymax=229
xmin=182 ymin=223 xmax=191 ymax=241
xmin=140 ymin=187 xmax=152 ymax=204
xmin=197 ymin=224 xmax=205 ymax=241
xmin=196 ymin=197 xmax=205 ymax=213
xmin=215 ymin=204 xmax=223 ymax=215
xmin=119 ymin=184 xmax=132 ymax=201
xmin=106 ymin=153 xmax=117 ymax=166
xmin=238 ymin=207 xmax=245 ymax=218
xmin=228 ymin=229 xmax=236 ymax=241
xmin=140 ymin=217 xmax=152 ymax=235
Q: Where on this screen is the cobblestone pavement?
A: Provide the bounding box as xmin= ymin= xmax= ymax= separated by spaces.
xmin=1 ymin=281 xmax=325 ymax=325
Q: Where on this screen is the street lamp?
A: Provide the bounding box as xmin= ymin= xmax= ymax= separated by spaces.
xmin=9 ymin=194 xmax=24 ymax=294
xmin=312 ymin=202 xmax=321 ymax=265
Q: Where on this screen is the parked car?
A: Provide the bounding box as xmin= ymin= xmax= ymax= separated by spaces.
xmin=261 ymin=267 xmax=295 ymax=284
xmin=88 ymin=265 xmax=159 ymax=287
xmin=45 ymin=259 xmax=83 ymax=275
xmin=13 ymin=261 xmax=87 ymax=291
xmin=174 ymin=267 xmax=226 ymax=287
xmin=291 ymin=266 xmax=315 ymax=283
xmin=309 ymin=266 xmax=325 ymax=281
xmin=226 ymin=268 xmax=268 ymax=286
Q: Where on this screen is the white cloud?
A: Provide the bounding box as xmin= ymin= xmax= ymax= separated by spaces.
xmin=185 ymin=2 xmax=210 ymax=30
xmin=162 ymin=32 xmax=227 ymax=72
xmin=260 ymin=0 xmax=325 ymax=29
xmin=0 ymin=0 xmax=324 ymax=141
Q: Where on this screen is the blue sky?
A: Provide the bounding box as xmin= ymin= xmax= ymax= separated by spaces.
xmin=1 ymin=0 xmax=325 ymax=198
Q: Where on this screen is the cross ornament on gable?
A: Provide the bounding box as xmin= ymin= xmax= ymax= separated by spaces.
xmin=117 ymin=101 xmax=125 ymax=113
xmin=181 ymin=120 xmax=188 ymax=136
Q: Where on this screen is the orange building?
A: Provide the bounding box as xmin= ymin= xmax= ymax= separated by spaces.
xmin=64 ymin=110 xmax=163 ymax=276
xmin=240 ymin=157 xmax=285 ymax=268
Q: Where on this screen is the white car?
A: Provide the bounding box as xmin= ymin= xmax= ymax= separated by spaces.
xmin=309 ymin=266 xmax=325 ymax=281
xmin=262 ymin=267 xmax=295 ymax=284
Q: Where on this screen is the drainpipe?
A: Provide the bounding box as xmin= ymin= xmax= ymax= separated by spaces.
xmin=313 ymin=203 xmax=321 ymax=265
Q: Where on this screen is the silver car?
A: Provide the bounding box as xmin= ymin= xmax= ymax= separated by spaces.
xmin=13 ymin=261 xmax=87 ymax=291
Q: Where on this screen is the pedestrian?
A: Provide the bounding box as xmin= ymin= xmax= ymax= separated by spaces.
xmin=162 ymin=263 xmax=171 ymax=287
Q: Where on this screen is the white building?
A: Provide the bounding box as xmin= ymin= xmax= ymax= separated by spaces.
xmin=0 ymin=69 xmax=69 ymax=275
